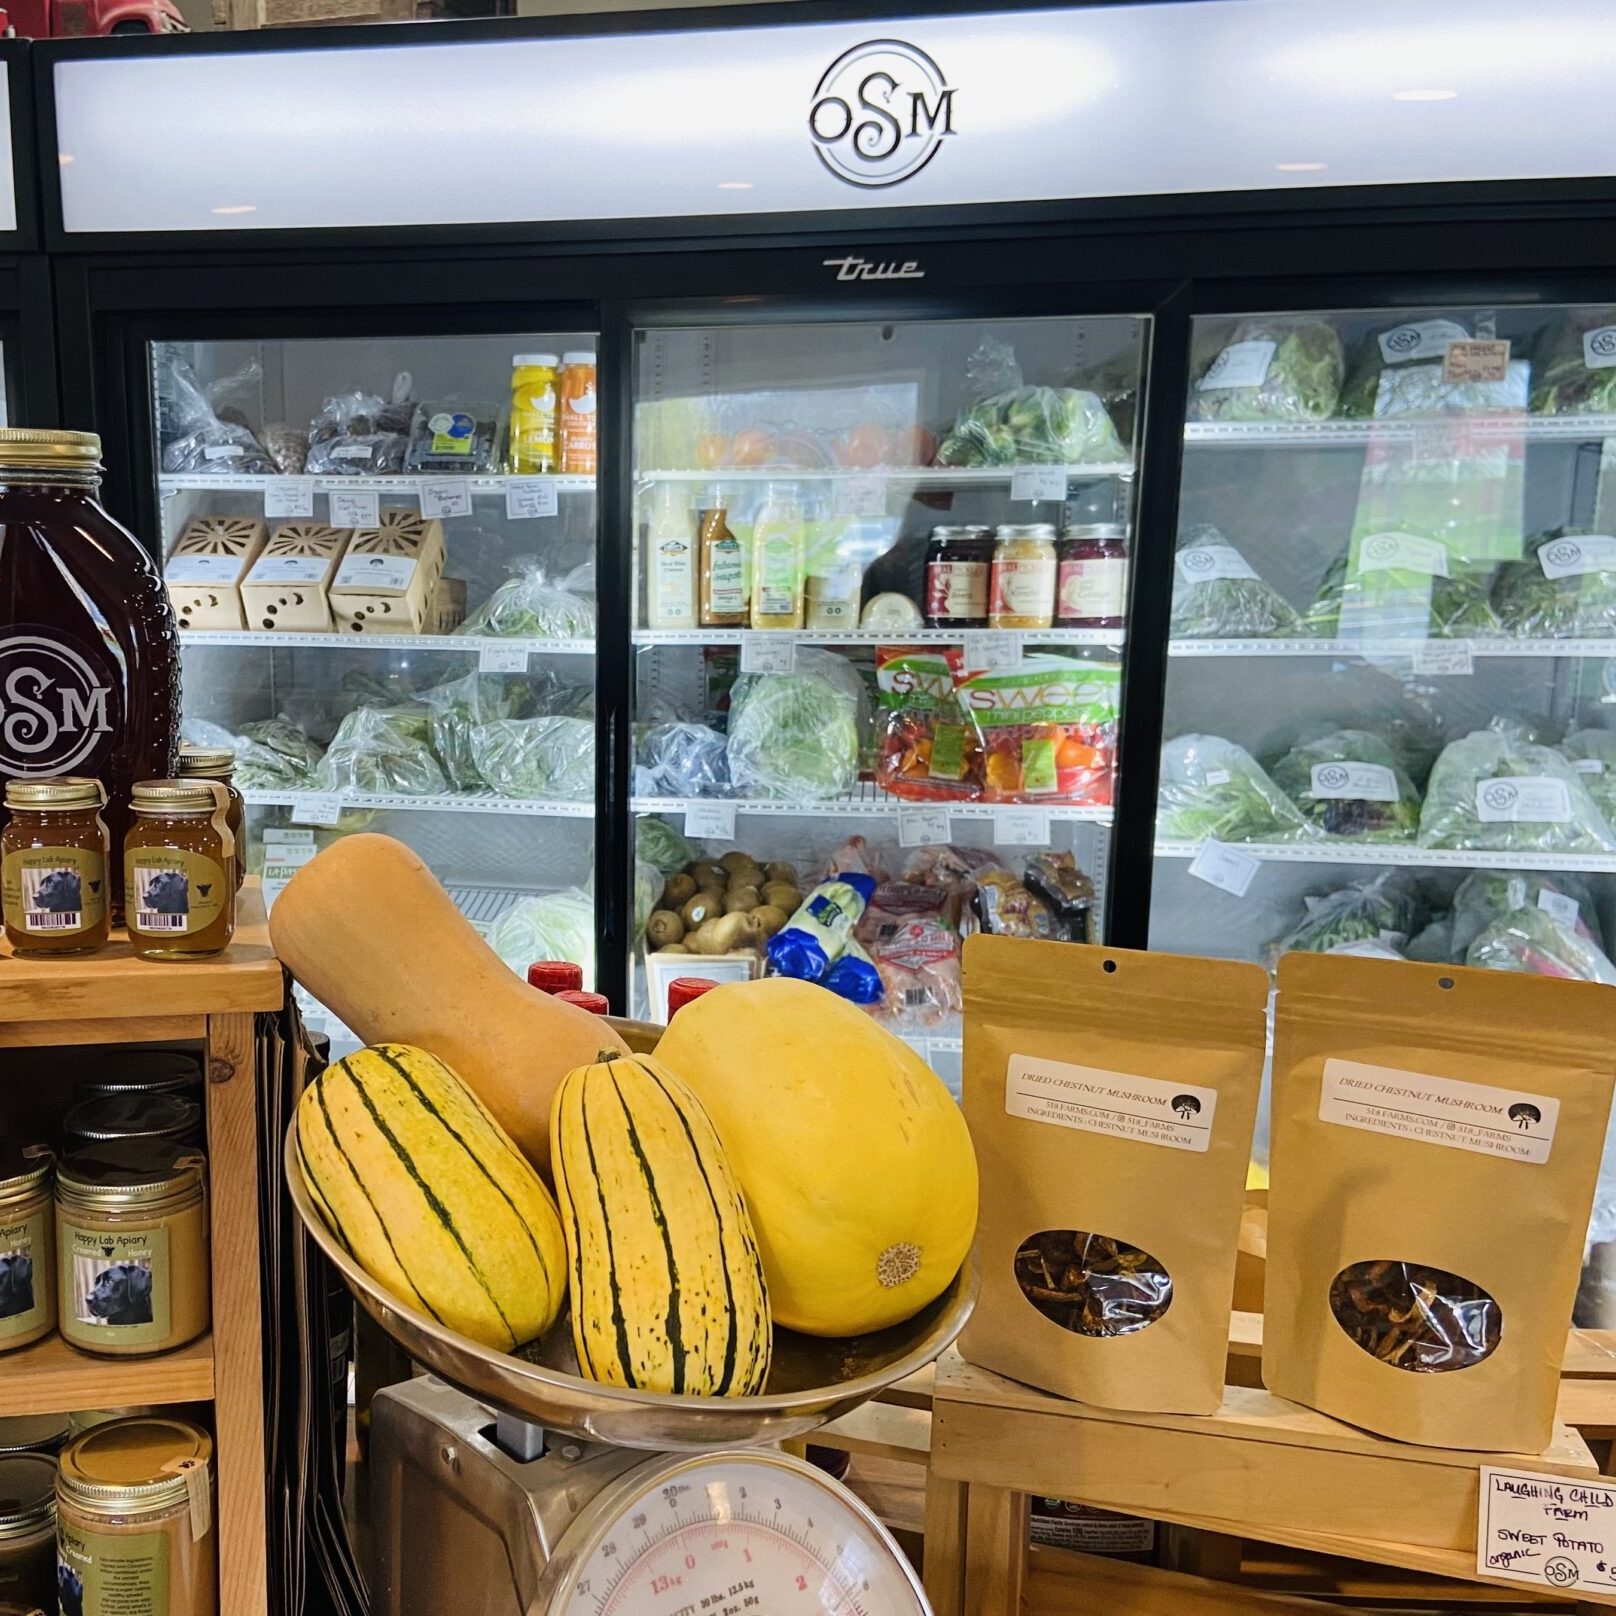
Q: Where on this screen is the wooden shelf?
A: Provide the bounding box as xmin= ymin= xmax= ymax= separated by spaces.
xmin=0 ymin=1330 xmax=215 ymax=1417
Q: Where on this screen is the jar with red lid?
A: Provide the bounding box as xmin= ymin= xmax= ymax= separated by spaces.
xmin=923 ymin=526 xmax=992 ymax=629
xmin=557 ymin=989 xmax=610 ymax=1015
xmin=527 ymin=961 xmax=584 ymax=995
xmin=666 ymin=977 xmax=718 ymax=1018
xmin=1056 ymin=524 xmax=1129 ymax=629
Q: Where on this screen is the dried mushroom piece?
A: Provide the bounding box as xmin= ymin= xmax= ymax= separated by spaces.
xmin=1014 ymin=1229 xmax=1173 ymax=1338
xmin=1329 ymin=1259 xmax=1501 ymax=1373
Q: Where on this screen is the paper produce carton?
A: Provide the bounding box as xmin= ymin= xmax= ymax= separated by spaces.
xmin=328 ymin=508 xmax=446 ymax=634
xmin=164 ymin=516 xmax=268 ymax=630
xmin=241 ymin=522 xmax=350 ymax=632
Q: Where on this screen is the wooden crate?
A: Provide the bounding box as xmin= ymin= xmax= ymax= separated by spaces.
xmin=0 ymin=885 xmax=283 ymax=1616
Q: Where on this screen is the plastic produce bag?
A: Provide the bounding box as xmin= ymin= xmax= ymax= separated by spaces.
xmin=1156 ymin=734 xmax=1315 ymax=843
xmin=1170 ymin=523 xmax=1299 ymax=638
xmin=1299 ymin=542 xmax=1499 ymax=640
xmin=1268 ymin=728 xmax=1421 ymax=841
xmin=455 ymin=563 xmax=597 ymax=641
xmin=405 ymin=401 xmax=501 ymax=474
xmin=1267 ymin=874 xmax=1417 ymax=963
xmin=305 ymin=388 xmax=409 ymax=476
xmin=1340 ymin=314 xmax=1529 ymax=417
xmin=1561 ymin=729 xmax=1616 ymax=824
xmin=160 ymin=355 xmax=277 ymax=475
xmin=312 ymin=705 xmax=445 ymax=796
xmin=635 ymin=816 xmax=693 ymax=879
xmin=487 ymin=889 xmax=596 ymax=987
xmin=1451 ymin=869 xmax=1602 ymax=956
xmin=1492 ymin=527 xmax=1616 ymax=637
xmin=416 ymin=671 xmax=538 ymax=790
xmin=935 ymin=386 xmax=1124 ymax=467
xmin=727 ymin=649 xmax=862 ymax=801
xmin=1417 ymin=729 xmax=1616 ymax=852
xmin=470 ymin=716 xmax=594 ymax=800
xmin=1466 ymin=907 xmax=1616 ymax=984
xmin=1188 ymin=318 xmax=1344 ymax=423
xmin=232 ymin=718 xmax=323 ymax=790
xmin=1531 ymin=306 xmax=1616 ymax=415
xmin=637 ymin=722 xmax=730 ymax=798
xmin=959 ymin=655 xmax=1118 ymax=805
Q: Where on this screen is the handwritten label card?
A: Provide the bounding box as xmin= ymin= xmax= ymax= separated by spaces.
xmin=289 ymin=793 xmax=344 ymax=829
xmin=506 ymin=478 xmax=559 ymax=520
xmin=264 ymin=478 xmax=315 ymax=520
xmin=478 ymin=645 xmax=529 ymax=673
xmin=1188 ymin=840 xmax=1261 ymax=898
xmin=1444 ymin=339 xmax=1512 ymax=386
xmin=899 ymin=807 xmax=952 ymax=847
xmin=328 ymin=491 xmax=379 ymax=530
xmin=1477 ymin=1467 xmax=1616 ymax=1595
xmin=1011 ymin=465 xmax=1067 ymax=503
xmin=683 ymin=801 xmax=737 ymax=841
xmin=420 ymin=479 xmax=473 ymax=520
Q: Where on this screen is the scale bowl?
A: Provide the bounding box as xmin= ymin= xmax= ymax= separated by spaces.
xmin=286 ymin=1125 xmax=975 ymax=1450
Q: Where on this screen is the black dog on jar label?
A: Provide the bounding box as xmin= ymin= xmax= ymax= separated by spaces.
xmin=86 ymin=1260 xmax=153 ymax=1326
xmin=59 ymin=1563 xmax=84 ymax=1616
xmin=140 ymin=870 xmax=190 ymax=916
xmin=0 ymin=1251 xmax=34 ymax=1318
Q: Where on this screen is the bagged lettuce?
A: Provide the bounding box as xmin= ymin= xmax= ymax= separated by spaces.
xmin=1188 ymin=318 xmax=1343 ymax=423
xmin=456 ymin=562 xmax=597 ymax=640
xmin=635 ymin=815 xmax=694 ymax=879
xmin=935 ymin=386 xmax=1124 ymax=467
xmin=419 ymin=671 xmax=538 ymax=790
xmin=1340 ymin=315 xmax=1529 ymax=417
xmin=1267 ymin=728 xmax=1420 ymax=841
xmin=470 ymin=716 xmax=594 ymax=799
xmin=1157 ymin=734 xmax=1314 ymax=844
xmin=1417 ymin=729 xmax=1616 ymax=852
xmin=312 ymin=705 xmax=445 ymax=795
xmin=487 ymin=889 xmax=596 ymax=986
xmin=1451 ymin=869 xmax=1602 ymax=956
xmin=1561 ymin=729 xmax=1616 ymax=824
xmin=727 ymin=650 xmax=861 ymax=801
xmin=1267 ymin=874 xmax=1417 ymax=963
xmin=1492 ymin=527 xmax=1616 ymax=637
xmin=1530 ymin=306 xmax=1616 ymax=415
xmin=232 ymin=718 xmax=323 ymax=790
xmin=1170 ymin=523 xmax=1299 ymax=638
xmin=1298 ymin=542 xmax=1498 ymax=640
xmin=1466 ymin=907 xmax=1616 ymax=985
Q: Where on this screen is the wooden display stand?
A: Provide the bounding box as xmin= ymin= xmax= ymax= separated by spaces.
xmin=0 ymin=885 xmax=283 ymax=1616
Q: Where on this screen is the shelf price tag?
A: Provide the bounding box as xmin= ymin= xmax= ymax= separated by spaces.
xmin=740 ymin=634 xmax=796 ymax=675
xmin=478 ymin=645 xmax=529 ymax=673
xmin=264 ymin=478 xmax=315 ymax=520
xmin=1011 ymin=465 xmax=1068 ymax=503
xmin=1476 ymin=1466 xmax=1616 ymax=1595
xmin=506 ymin=478 xmax=559 ymax=520
xmin=961 ymin=630 xmax=1022 ymax=672
xmin=328 ymin=491 xmax=379 ymax=529
xmin=899 ymin=806 xmax=952 ymax=848
xmin=836 ymin=476 xmax=887 ymax=518
xmin=683 ymin=801 xmax=737 ymax=842
xmin=1413 ymin=639 xmax=1474 ymax=676
xmin=1188 ymin=839 xmax=1261 ymax=898
xmin=1444 ymin=339 xmax=1512 ymax=386
xmin=289 ymin=793 xmax=345 ymax=829
xmin=420 ymin=479 xmax=473 ymax=520
xmin=996 ymin=807 xmax=1052 ymax=846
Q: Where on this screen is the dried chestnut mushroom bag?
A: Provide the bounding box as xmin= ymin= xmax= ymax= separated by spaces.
xmin=1266 ymin=952 xmax=1616 ymax=1452
xmin=960 ymin=935 xmax=1267 ymax=1415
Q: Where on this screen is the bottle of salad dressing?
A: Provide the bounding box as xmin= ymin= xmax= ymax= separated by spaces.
xmin=750 ymin=483 xmax=806 ymax=630
xmin=645 ymin=483 xmax=696 ymax=630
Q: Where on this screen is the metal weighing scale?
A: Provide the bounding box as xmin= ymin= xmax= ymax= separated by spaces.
xmin=285 ymin=1131 xmax=976 ymax=1615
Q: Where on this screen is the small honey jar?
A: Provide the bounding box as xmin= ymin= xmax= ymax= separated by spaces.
xmin=1 ymin=777 xmax=110 ymax=956
xmin=176 ymin=746 xmax=245 ymax=892
xmin=123 ymin=782 xmax=236 ymax=962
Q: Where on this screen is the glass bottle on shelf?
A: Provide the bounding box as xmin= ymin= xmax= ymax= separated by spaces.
xmin=698 ymin=507 xmax=749 ymax=628
xmin=176 ymin=745 xmax=244 ymax=890
xmin=924 ymin=525 xmax=993 ymax=628
xmin=559 ymin=352 xmax=598 ymax=476
xmin=805 ymin=542 xmax=865 ymax=633
xmin=750 ymin=483 xmax=807 ymax=630
xmin=508 ymin=353 xmax=559 ymax=474
xmin=1056 ymin=524 xmax=1129 ymax=629
xmin=123 ymin=780 xmax=235 ymax=962
xmin=645 ymin=483 xmax=697 ymax=630
xmin=989 ymin=523 xmax=1058 ymax=630
xmin=1 ymin=777 xmax=110 ymax=957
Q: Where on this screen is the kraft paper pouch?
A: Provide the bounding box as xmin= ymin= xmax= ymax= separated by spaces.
xmin=1266 ymin=952 xmax=1616 ymax=1453
xmin=960 ymin=935 xmax=1267 ymax=1414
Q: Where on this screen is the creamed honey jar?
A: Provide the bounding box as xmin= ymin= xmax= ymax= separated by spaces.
xmin=1 ymin=777 xmax=110 ymax=956
xmin=175 ymin=747 xmax=244 ymax=892
xmin=122 ymin=782 xmax=235 ymax=962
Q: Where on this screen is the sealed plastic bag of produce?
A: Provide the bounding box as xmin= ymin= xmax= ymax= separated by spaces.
xmin=1188 ymin=318 xmax=1344 ymax=423
xmin=1561 ymin=729 xmax=1616 ymax=824
xmin=1451 ymin=869 xmax=1602 ymax=956
xmin=312 ymin=705 xmax=445 ymax=796
xmin=637 ymin=722 xmax=730 ymax=798
xmin=875 ymin=648 xmax=977 ymax=803
xmin=404 ymin=401 xmax=500 ymax=474
xmin=727 ymin=649 xmax=862 ymax=801
xmin=455 ymin=562 xmax=597 ymax=641
xmin=418 ymin=671 xmax=538 ymax=790
xmin=635 ymin=815 xmax=694 ymax=879
xmin=487 ymin=888 xmax=596 ymax=987
xmin=1465 ymin=906 xmax=1616 ymax=984
xmin=1531 ymin=307 xmax=1616 ymax=415
xmin=1268 ymin=728 xmax=1421 ymax=841
xmin=1298 ymin=540 xmax=1499 ymax=640
xmin=1170 ymin=523 xmax=1299 ymax=638
xmin=160 ymin=356 xmax=278 ymax=475
xmin=935 ymin=386 xmax=1124 ymax=467
xmin=958 ymin=654 xmax=1119 ymax=805
xmin=1340 ymin=315 xmax=1529 ymax=417
xmin=1492 ymin=527 xmax=1616 ymax=637
xmin=1417 ymin=729 xmax=1616 ymax=852
xmin=305 ymin=387 xmax=410 ymax=476
xmin=470 ymin=716 xmax=594 ymax=800
xmin=765 ymin=873 xmax=875 ymax=982
xmin=1267 ymin=874 xmax=1418 ymax=963
xmin=232 ymin=718 xmax=323 ymax=790
xmin=1157 ymin=734 xmax=1315 ymax=844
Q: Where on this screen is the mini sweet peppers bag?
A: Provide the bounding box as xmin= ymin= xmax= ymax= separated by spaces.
xmin=1265 ymin=952 xmax=1616 ymax=1453
xmin=960 ymin=935 xmax=1267 ymax=1414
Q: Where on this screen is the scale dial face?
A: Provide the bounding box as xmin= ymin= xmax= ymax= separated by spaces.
xmin=543 ymin=1449 xmax=929 ymax=1616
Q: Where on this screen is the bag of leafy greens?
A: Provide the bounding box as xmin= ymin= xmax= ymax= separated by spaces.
xmin=1156 ymin=734 xmax=1315 ymax=843
xmin=1492 ymin=527 xmax=1616 ymax=637
xmin=1466 ymin=906 xmax=1616 ymax=985
xmin=1188 ymin=318 xmax=1344 ymax=423
xmin=1339 ymin=314 xmax=1529 ymax=417
xmin=1417 ymin=729 xmax=1616 ymax=852
xmin=1267 ymin=873 xmax=1417 ymax=963
xmin=1298 ymin=541 xmax=1499 ymax=640
xmin=635 ymin=816 xmax=694 ymax=879
xmin=470 ymin=716 xmax=594 ymax=799
xmin=312 ymin=704 xmax=446 ymax=795
xmin=231 ymin=718 xmax=323 ymax=790
xmin=417 ymin=671 xmax=540 ymax=789
xmin=456 ymin=562 xmax=597 ymax=640
xmin=1169 ymin=523 xmax=1299 ymax=637
xmin=1561 ymin=729 xmax=1616 ymax=824
xmin=1267 ymin=728 xmax=1421 ymax=841
xmin=1531 ymin=306 xmax=1616 ymax=415
xmin=1451 ymin=869 xmax=1602 ymax=956
xmin=935 ymin=385 xmax=1124 ymax=468
xmin=727 ymin=649 xmax=862 ymax=801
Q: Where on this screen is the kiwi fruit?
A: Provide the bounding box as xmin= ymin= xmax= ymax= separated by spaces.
xmin=751 ymin=903 xmax=788 ymax=938
xmin=760 ymin=881 xmax=801 ymax=914
xmin=657 ymin=942 xmax=690 ymax=954
xmin=646 ymin=909 xmax=685 ymax=948
xmin=679 ymin=891 xmax=723 ymax=930
xmin=723 ymin=885 xmax=761 ymax=914
xmin=709 ymin=911 xmax=764 ymax=952
xmin=764 ymin=861 xmax=798 ymax=885
xmin=689 ymin=860 xmax=728 ymax=891
xmin=661 ymin=873 xmax=696 ymax=909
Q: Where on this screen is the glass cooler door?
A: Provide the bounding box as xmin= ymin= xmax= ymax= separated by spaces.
xmin=150 ymin=331 xmax=599 ymax=1049
xmin=1152 ymin=302 xmax=1616 ymax=985
xmin=629 ymin=313 xmax=1148 ymax=1090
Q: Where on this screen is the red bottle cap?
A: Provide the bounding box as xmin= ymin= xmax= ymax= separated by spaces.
xmin=667 ymin=977 xmax=719 ymax=1018
xmin=557 ymin=989 xmax=611 ymax=1015
xmin=528 ymin=961 xmax=584 ymax=994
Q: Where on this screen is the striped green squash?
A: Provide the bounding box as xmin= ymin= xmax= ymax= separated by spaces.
xmin=550 ymin=1051 xmax=771 ymax=1396
xmin=296 ymin=1042 xmax=567 ymax=1351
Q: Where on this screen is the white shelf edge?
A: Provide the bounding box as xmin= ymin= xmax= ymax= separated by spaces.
xmin=243 ymin=789 xmax=594 ymax=819
xmin=159 ymin=472 xmax=595 ymax=496
xmin=1154 ymin=838 xmax=1616 ymax=873
xmin=633 ymin=626 xmax=1125 ymax=649
xmin=1168 ymin=637 xmax=1616 ymax=660
xmin=180 ymin=629 xmax=593 ymax=655
xmin=634 ymin=794 xmax=1112 ymax=824
xmin=634 ymin=463 xmax=1134 ymax=484
xmin=1184 ymin=414 xmax=1616 ymax=447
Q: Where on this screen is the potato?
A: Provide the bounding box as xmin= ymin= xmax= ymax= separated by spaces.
xmin=751 ymin=903 xmax=789 ymax=938
xmin=760 ymin=881 xmax=801 ymax=914
xmin=646 ymin=909 xmax=685 ymax=948
xmin=661 ymin=873 xmax=696 ymax=909
xmin=724 ymin=885 xmax=761 ymax=914
xmin=680 ymin=891 xmax=723 ymax=930
xmin=689 ymin=860 xmax=728 ymax=891
xmin=764 ymin=861 xmax=798 ymax=885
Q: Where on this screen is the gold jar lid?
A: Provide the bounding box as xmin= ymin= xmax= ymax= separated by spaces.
xmin=0 ymin=428 xmax=101 ymax=470
xmin=56 ymin=1140 xmax=204 ymax=1209
xmin=176 ymin=746 xmax=235 ymax=778
xmin=0 ymin=1140 xmax=53 ymax=1204
xmin=3 ymin=776 xmax=104 ymax=811
xmin=0 ymin=1454 xmax=57 ymax=1540
xmin=0 ymin=1414 xmax=71 ymax=1458
xmin=57 ymin=1418 xmax=212 ymax=1518
xmin=129 ymin=780 xmax=216 ymax=815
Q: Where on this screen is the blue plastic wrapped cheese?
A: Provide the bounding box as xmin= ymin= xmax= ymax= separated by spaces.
xmin=765 ymin=873 xmax=877 ymax=983
xmin=824 ymin=938 xmax=882 ymax=1005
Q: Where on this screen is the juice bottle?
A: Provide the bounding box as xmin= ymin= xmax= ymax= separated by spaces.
xmin=645 ymin=483 xmax=696 ymax=630
xmin=750 ymin=483 xmax=806 ymax=630
xmin=558 ymin=352 xmax=598 ymax=477
xmin=698 ymin=509 xmax=748 ymax=628
xmin=508 ymin=354 xmax=559 ymax=474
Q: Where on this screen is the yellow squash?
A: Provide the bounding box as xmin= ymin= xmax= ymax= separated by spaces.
xmin=656 ymin=977 xmax=978 ymax=1336
xmin=550 ymin=1051 xmax=771 ymax=1396
xmin=296 ymin=1042 xmax=567 ymax=1351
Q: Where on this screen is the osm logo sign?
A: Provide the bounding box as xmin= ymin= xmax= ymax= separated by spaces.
xmin=0 ymin=631 xmax=118 ymax=777
xmin=809 ymin=40 xmax=957 ymax=189
xmin=1481 ymin=781 xmax=1520 ymax=813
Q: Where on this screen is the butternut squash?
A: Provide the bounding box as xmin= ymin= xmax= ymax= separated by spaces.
xmin=269 ymin=833 xmax=627 ymax=1173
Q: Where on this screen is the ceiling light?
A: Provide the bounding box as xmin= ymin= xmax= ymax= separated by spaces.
xmin=211 ymin=204 xmax=258 ymax=215
xmin=1275 ymin=162 xmax=1327 ymax=172
xmin=57 ymin=153 xmax=74 ymax=166
xmin=716 ymin=181 xmax=754 ymax=191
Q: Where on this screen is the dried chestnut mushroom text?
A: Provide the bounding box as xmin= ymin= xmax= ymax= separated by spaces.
xmin=1015 ymin=1229 xmax=1173 ymax=1337
xmin=1329 ymin=1259 xmax=1501 ymax=1372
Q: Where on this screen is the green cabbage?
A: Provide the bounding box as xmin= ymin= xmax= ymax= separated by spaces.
xmin=635 ymin=815 xmax=694 ymax=878
xmin=487 ymin=890 xmax=595 ymax=986
xmin=936 ymin=386 xmax=1124 ymax=467
xmin=727 ymin=665 xmax=859 ymax=801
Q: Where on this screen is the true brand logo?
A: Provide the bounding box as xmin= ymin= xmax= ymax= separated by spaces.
xmin=822 ymin=254 xmax=925 ymax=283
xmin=0 ymin=630 xmax=118 ymax=777
xmin=809 ymin=38 xmax=957 ymax=189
